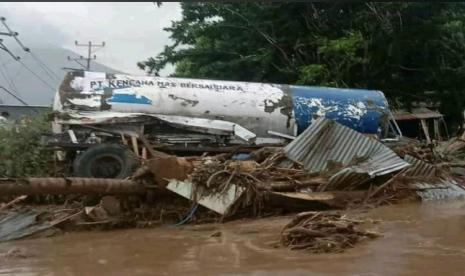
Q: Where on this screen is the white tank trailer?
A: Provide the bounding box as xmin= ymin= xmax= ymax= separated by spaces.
xmin=48 ymin=70 xmax=401 ymax=178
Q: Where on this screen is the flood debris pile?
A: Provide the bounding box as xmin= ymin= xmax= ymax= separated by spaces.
xmin=0 ymin=193 xmax=201 ymax=242
xmin=437 ymin=131 xmax=465 ymax=160
xmin=183 ymin=148 xmax=327 ymax=216
xmin=2 ymin=118 xmax=465 ymax=245
xmin=280 ymin=211 xmax=379 ymax=253
xmin=189 ymin=156 xmax=264 ymax=216
xmin=0 ymin=195 xmax=120 ymax=242
xmin=163 ymin=118 xmax=465 ymax=219
xmin=188 ymin=148 xmax=301 ymax=192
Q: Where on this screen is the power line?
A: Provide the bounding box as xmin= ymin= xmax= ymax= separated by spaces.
xmin=0 ymin=57 xmax=15 ymax=67
xmin=0 ymin=64 xmax=19 ymax=96
xmin=0 ymin=39 xmax=19 ymax=61
xmin=0 ymin=17 xmax=60 ymax=82
xmin=11 ymin=64 xmax=23 ymax=81
xmin=68 ymin=40 xmax=105 ymax=70
xmin=0 ymin=17 xmax=27 ymax=50
xmin=0 ymin=85 xmax=37 ymax=113
xmin=29 ymin=51 xmax=60 ymax=81
xmin=0 ymin=54 xmax=20 ymax=97
xmin=17 ymin=59 xmax=56 ymax=90
xmin=0 ymin=17 xmax=55 ymax=109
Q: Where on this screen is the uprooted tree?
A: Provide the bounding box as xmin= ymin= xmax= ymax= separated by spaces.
xmin=139 ymin=2 xmax=465 ymax=133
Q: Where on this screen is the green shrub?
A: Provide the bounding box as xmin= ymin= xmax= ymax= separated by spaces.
xmin=0 ymin=110 xmax=54 ymax=177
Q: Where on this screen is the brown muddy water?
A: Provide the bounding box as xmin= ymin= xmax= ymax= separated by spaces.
xmin=1 ymin=200 xmax=465 ymax=275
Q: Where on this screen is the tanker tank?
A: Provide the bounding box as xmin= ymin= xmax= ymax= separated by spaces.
xmin=54 ymin=71 xmax=392 ymax=138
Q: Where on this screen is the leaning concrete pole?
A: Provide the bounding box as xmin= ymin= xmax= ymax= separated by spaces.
xmin=0 ymin=178 xmax=146 ymax=196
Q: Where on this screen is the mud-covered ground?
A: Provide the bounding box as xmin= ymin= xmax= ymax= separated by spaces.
xmin=2 ymin=200 xmax=465 ymax=275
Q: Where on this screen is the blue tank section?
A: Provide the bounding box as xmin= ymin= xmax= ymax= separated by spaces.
xmin=290 ymin=86 xmax=388 ymax=134
xmin=107 ymin=89 xmax=153 ymax=105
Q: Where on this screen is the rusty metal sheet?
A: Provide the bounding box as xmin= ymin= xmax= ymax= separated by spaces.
xmin=284 ymin=118 xmax=410 ymax=177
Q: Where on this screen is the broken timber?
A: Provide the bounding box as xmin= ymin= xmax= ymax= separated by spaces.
xmin=0 ymin=178 xmax=146 ymax=196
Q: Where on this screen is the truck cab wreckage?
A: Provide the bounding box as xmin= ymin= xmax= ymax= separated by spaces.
xmin=47 ymin=70 xmax=402 ymax=179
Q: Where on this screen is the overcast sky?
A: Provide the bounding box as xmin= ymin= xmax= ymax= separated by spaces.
xmin=0 ymin=2 xmax=182 ymax=75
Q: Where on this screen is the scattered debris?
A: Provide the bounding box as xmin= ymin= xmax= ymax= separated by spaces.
xmin=3 ymin=117 xmax=465 ymax=249
xmin=100 ymin=196 xmax=121 ymax=216
xmin=147 ymin=155 xmax=197 ymax=187
xmin=438 ymin=131 xmax=465 ymax=160
xmin=267 ymin=191 xmax=366 ymax=210
xmin=280 ymin=211 xmax=380 ymax=253
xmin=167 ymin=179 xmax=245 ymax=215
xmin=85 ymin=206 xmax=110 ymax=222
xmin=0 ymin=195 xmax=27 ymax=212
xmin=0 ymin=247 xmax=31 ymax=260
xmin=0 ymin=210 xmax=58 ymax=242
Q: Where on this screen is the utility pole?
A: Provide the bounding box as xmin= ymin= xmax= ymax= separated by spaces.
xmin=68 ymin=41 xmax=105 ymax=70
xmin=0 ymin=17 xmax=23 ymax=60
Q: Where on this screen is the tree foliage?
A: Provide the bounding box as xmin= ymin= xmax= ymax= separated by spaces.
xmin=0 ymin=111 xmax=54 ymax=177
xmin=139 ymin=2 xmax=465 ymax=132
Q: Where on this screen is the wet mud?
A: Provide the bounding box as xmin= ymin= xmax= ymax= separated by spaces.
xmin=2 ymin=200 xmax=465 ymax=275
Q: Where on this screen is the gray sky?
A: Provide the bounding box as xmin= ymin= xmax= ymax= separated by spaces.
xmin=0 ymin=2 xmax=182 ymax=75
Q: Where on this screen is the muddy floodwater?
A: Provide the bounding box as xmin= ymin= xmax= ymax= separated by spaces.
xmin=2 ymin=200 xmax=465 ymax=275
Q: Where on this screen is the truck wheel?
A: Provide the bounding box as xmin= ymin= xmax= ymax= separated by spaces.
xmin=73 ymin=144 xmax=139 ymax=179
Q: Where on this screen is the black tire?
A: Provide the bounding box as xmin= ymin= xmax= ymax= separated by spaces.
xmin=73 ymin=144 xmax=139 ymax=179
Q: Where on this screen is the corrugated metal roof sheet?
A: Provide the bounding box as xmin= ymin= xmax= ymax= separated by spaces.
xmin=284 ymin=118 xmax=411 ymax=177
xmin=402 ymin=155 xmax=439 ymax=177
xmin=414 ymin=180 xmax=465 ymax=201
xmin=321 ymin=167 xmax=370 ymax=191
xmin=402 ymin=155 xmax=465 ymax=200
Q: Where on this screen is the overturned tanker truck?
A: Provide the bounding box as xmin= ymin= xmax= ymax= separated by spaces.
xmin=48 ymin=70 xmax=402 ymax=178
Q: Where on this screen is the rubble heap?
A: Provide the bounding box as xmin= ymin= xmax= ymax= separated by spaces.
xmin=160 ymin=119 xmax=465 ymax=218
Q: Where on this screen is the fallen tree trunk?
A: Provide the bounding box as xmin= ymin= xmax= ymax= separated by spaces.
xmin=0 ymin=178 xmax=146 ymax=196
